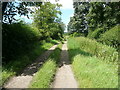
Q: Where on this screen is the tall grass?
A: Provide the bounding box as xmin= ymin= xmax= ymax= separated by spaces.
xmin=69 ymin=37 xmax=118 ymax=64
xmin=68 ymin=37 xmax=118 ymax=88
xmin=72 ymin=55 xmax=118 ymax=88
xmin=29 ymin=43 xmax=62 ymax=88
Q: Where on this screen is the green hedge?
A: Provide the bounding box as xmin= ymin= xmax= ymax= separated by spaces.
xmin=87 ymin=28 xmax=105 ymax=39
xmin=2 ymin=22 xmax=41 ymax=63
xmin=98 ymin=25 xmax=120 ymax=49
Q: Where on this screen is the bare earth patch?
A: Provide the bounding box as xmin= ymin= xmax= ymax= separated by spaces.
xmin=3 ymin=45 xmax=58 ymax=88
xmin=52 ymin=41 xmax=78 ymax=88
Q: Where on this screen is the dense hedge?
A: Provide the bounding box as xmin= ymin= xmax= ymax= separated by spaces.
xmin=2 ymin=22 xmax=40 ymax=63
xmin=98 ymin=25 xmax=120 ymax=49
xmin=87 ymin=28 xmax=105 ymax=39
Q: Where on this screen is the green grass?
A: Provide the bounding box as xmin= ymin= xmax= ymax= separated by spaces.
xmin=68 ymin=37 xmax=118 ymax=64
xmin=2 ymin=41 xmax=55 ymax=86
xmin=72 ymin=55 xmax=118 ymax=88
xmin=29 ymin=43 xmax=62 ymax=88
xmin=68 ymin=37 xmax=118 ymax=88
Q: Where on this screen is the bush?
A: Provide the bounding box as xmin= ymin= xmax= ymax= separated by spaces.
xmin=87 ymin=28 xmax=105 ymax=39
xmin=2 ymin=22 xmax=40 ymax=63
xmin=98 ymin=25 xmax=120 ymax=49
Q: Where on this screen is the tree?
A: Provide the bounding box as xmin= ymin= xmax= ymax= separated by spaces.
xmin=87 ymin=2 xmax=120 ymax=33
xmin=67 ymin=2 xmax=90 ymax=36
xmin=2 ymin=2 xmax=42 ymax=24
xmin=33 ymin=2 xmax=64 ymax=40
xmin=68 ymin=2 xmax=120 ymax=37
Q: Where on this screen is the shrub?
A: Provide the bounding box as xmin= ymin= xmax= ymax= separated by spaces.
xmin=98 ymin=25 xmax=120 ymax=49
xmin=87 ymin=28 xmax=105 ymax=39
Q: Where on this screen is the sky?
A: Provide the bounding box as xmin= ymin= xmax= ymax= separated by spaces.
xmin=16 ymin=0 xmax=74 ymax=32
xmin=61 ymin=9 xmax=74 ymax=32
xmin=45 ymin=0 xmax=74 ymax=31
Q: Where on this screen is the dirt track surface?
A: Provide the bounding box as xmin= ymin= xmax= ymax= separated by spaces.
xmin=4 ymin=45 xmax=58 ymax=88
xmin=52 ymin=41 xmax=78 ymax=88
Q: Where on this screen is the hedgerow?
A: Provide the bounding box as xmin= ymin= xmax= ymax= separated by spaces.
xmin=98 ymin=25 xmax=120 ymax=49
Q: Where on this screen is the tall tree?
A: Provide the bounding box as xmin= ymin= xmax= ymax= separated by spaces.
xmin=33 ymin=2 xmax=64 ymax=40
xmin=68 ymin=2 xmax=120 ymax=36
xmin=87 ymin=2 xmax=120 ymax=33
xmin=67 ymin=2 xmax=90 ymax=36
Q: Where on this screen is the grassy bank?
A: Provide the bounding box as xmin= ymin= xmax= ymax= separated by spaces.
xmin=2 ymin=40 xmax=58 ymax=86
xmin=29 ymin=43 xmax=62 ymax=88
xmin=68 ymin=37 xmax=118 ymax=64
xmin=68 ymin=37 xmax=118 ymax=88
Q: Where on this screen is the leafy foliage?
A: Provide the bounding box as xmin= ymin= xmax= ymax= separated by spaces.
xmin=2 ymin=21 xmax=40 ymax=63
xmin=2 ymin=2 xmax=42 ymax=24
xmin=33 ymin=2 xmax=65 ymax=40
xmin=98 ymin=25 xmax=120 ymax=49
xmin=87 ymin=2 xmax=120 ymax=33
xmin=87 ymin=28 xmax=105 ymax=39
xmin=67 ymin=2 xmax=89 ymax=36
xmin=2 ymin=2 xmax=65 ymax=63
xmin=67 ymin=2 xmax=120 ymax=38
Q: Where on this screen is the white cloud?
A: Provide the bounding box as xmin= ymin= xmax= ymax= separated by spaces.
xmin=49 ymin=0 xmax=74 ymax=10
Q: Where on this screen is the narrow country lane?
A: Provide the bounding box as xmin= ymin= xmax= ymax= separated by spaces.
xmin=4 ymin=45 xmax=58 ymax=88
xmin=52 ymin=41 xmax=78 ymax=88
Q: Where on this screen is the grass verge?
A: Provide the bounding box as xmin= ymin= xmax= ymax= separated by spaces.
xmin=68 ymin=37 xmax=118 ymax=88
xmin=72 ymin=55 xmax=118 ymax=88
xmin=29 ymin=43 xmax=62 ymax=88
xmin=68 ymin=37 xmax=118 ymax=64
xmin=2 ymin=40 xmax=57 ymax=86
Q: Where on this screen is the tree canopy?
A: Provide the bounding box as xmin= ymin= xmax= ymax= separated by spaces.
xmin=2 ymin=2 xmax=42 ymax=24
xmin=33 ymin=2 xmax=65 ymax=40
xmin=67 ymin=2 xmax=120 ymax=36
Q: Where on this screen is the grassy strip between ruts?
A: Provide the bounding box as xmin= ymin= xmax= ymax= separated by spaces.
xmin=29 ymin=43 xmax=62 ymax=88
xmin=2 ymin=40 xmax=58 ymax=86
xmin=68 ymin=37 xmax=118 ymax=88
